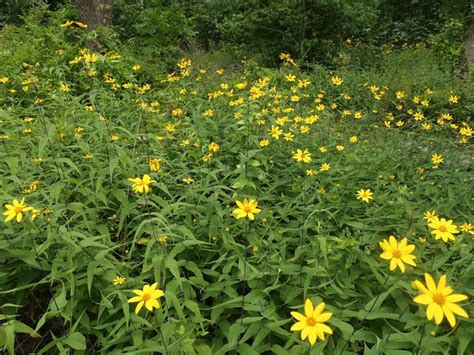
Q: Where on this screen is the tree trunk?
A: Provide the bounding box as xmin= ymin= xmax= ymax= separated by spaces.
xmin=462 ymin=21 xmax=474 ymax=73
xmin=74 ymin=0 xmax=112 ymax=31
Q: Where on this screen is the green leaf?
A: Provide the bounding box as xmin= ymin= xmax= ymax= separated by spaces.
xmin=63 ymin=332 xmax=86 ymax=350
xmin=329 ymin=318 xmax=354 ymax=339
xmin=165 ymin=257 xmax=182 ymax=288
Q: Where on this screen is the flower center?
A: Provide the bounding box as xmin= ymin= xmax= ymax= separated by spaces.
xmin=306 ymin=317 xmax=316 ymax=326
xmin=244 ymin=206 xmax=252 ymax=213
xmin=15 ymin=207 xmax=22 ymax=214
xmin=142 ymin=293 xmax=151 ymax=301
xmin=438 ymin=225 xmax=447 ymax=232
xmin=432 ymin=292 xmax=445 ymax=305
xmin=392 ymin=249 xmax=402 ymax=258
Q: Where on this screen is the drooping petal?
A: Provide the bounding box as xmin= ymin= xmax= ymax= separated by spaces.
xmin=145 ymin=300 xmax=156 ymax=312
xmin=389 ymin=258 xmax=397 ymax=271
xmin=426 ymin=303 xmax=436 ymax=321
xmin=135 ymin=301 xmax=144 ymax=314
xmin=128 ymin=296 xmax=143 ymax=303
xmin=397 ymin=259 xmax=406 ymax=273
xmin=148 ymin=298 xmax=161 ymax=308
xmin=413 ymin=295 xmax=432 ymax=305
xmin=432 ymin=304 xmax=444 ymax=324
xmin=301 ymin=326 xmax=310 ymax=340
xmin=291 ymin=311 xmax=306 ymax=322
xmin=4 ymin=211 xmax=15 ymax=222
xmin=402 ymin=244 xmax=415 ymax=254
xmin=151 ymin=289 xmax=164 ymax=299
xmin=290 ymin=321 xmax=306 ymax=332
xmin=445 ymin=302 xmax=468 ymax=318
xmin=445 ymin=294 xmax=468 ymax=303
xmin=308 ymin=328 xmax=318 ymax=345
xmin=316 ymin=312 xmax=332 ymax=323
xmin=442 ymin=305 xmax=456 ymax=327
xmin=401 ymin=255 xmax=416 ymax=266
xmin=380 ymin=252 xmax=392 ymax=260
xmin=318 ymin=323 xmax=333 ymax=335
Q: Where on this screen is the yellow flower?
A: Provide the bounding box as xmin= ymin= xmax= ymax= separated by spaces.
xmin=349 ymin=135 xmax=358 ymax=143
xmin=423 ymin=210 xmax=437 ymax=223
xmin=431 ymin=153 xmax=443 ymax=165
xmin=208 ymin=142 xmax=220 ymax=152
xmin=232 ymin=198 xmax=261 ymax=220
xmin=356 ymin=189 xmax=373 ymax=203
xmin=320 ymin=163 xmax=331 ymax=172
xmin=128 ymin=283 xmax=164 ymax=314
xmin=202 ymin=153 xmax=213 ymax=162
xmin=448 ymin=95 xmax=459 ymax=104
xmin=128 ymin=174 xmax=156 ymax=194
xmin=413 ymin=273 xmax=468 ymax=327
xmin=149 ymin=159 xmax=161 ymax=172
xmin=460 ymin=222 xmax=473 ymax=234
xmin=379 ymin=236 xmax=416 ymax=273
xmin=283 ymin=132 xmax=294 ymax=141
xmin=203 ymin=109 xmax=214 ymax=117
xmin=330 ymin=76 xmax=343 ymax=86
xmin=395 ymin=91 xmax=405 ymax=99
xmin=293 ymin=149 xmax=312 ymax=163
xmin=269 ymin=125 xmax=283 ymax=139
xmin=158 ymin=236 xmax=168 ymax=243
xmin=113 ymin=276 xmax=126 ymax=285
xmin=259 ymin=139 xmax=270 ymax=147
xmin=336 ymin=145 xmax=344 ymax=151
xmin=75 ymin=21 xmax=88 ymax=29
xmin=182 ymin=178 xmax=193 ymax=184
xmin=60 ymin=20 xmax=74 ymax=27
xmin=306 ymin=169 xmax=317 ymax=176
xmin=290 ymin=298 xmax=333 ymax=346
xmin=83 ymin=53 xmax=98 ymax=63
xmin=428 ymin=217 xmax=459 ymax=243
xmin=3 ymin=198 xmax=33 ymax=223
xmin=30 ymin=208 xmax=41 ymax=221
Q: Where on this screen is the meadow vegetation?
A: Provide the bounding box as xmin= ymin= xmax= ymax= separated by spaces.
xmin=0 ymin=5 xmax=473 ymax=354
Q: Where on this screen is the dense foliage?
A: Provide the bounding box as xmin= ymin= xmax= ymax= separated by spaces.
xmin=0 ymin=9 xmax=473 ymax=353
xmin=1 ymin=0 xmax=473 ymax=70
